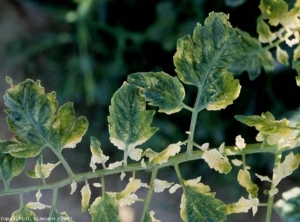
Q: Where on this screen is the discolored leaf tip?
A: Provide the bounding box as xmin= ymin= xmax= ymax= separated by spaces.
xmin=5 ymin=76 xmax=13 ymax=88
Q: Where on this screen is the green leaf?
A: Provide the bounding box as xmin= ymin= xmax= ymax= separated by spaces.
xmin=275 ymin=187 xmax=300 ymax=222
xmin=256 ymin=17 xmax=276 ymax=43
xmin=259 ymin=0 xmax=288 ymax=26
xmin=181 ymin=185 xmax=227 ymax=222
xmin=0 ymin=141 xmax=25 ymax=186
xmin=229 ymin=29 xmax=274 ymax=80
xmin=89 ymin=193 xmax=120 ymax=222
xmin=108 ymin=82 xmax=158 ymax=162
xmin=3 ymin=79 xmax=88 ymax=157
xmin=127 ymin=72 xmax=185 ymax=114
xmin=10 ymin=206 xmax=36 ymax=222
xmin=174 ymin=12 xmax=241 ymax=111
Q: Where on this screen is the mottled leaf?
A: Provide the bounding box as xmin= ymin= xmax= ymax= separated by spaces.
xmin=180 ymin=184 xmax=227 ymax=222
xmin=0 ymin=141 xmax=25 ymax=187
xmin=226 ymin=197 xmax=259 ymax=216
xmin=202 ymin=148 xmax=232 ymax=174
xmin=276 ymin=46 xmax=289 ymax=66
xmin=10 ymin=206 xmax=36 ymax=222
xmin=144 ymin=142 xmax=181 ymax=165
xmin=237 ymin=169 xmax=259 ymax=198
xmin=235 ymin=112 xmax=297 ymax=147
xmin=3 ymin=79 xmax=88 ymax=157
xmin=273 ymin=152 xmax=300 ymax=186
xmin=108 ymin=82 xmax=158 ymax=162
xmin=89 ymin=193 xmax=120 ymax=222
xmin=90 ymin=136 xmax=109 ymax=172
xmin=257 ymin=17 xmax=276 ymax=43
xmin=127 ymin=72 xmax=185 ymax=114
xmin=229 ymin=29 xmax=274 ymax=80
xmin=81 ymin=182 xmax=91 ymax=212
xmin=259 ymin=0 xmax=288 ymax=26
xmin=174 ymin=12 xmax=241 ymax=111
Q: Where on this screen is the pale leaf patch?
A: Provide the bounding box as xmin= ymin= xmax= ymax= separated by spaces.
xmin=231 ymin=159 xmax=243 ymax=166
xmin=107 ymin=161 xmax=123 ymax=170
xmin=93 ymin=183 xmax=102 ymax=188
xmin=273 ymin=152 xmax=300 ymax=186
xmin=169 ymin=184 xmax=182 ymax=194
xmin=238 ymin=169 xmax=258 ymax=198
xmin=128 ymin=148 xmax=143 ymax=161
xmin=26 ymin=202 xmax=50 ymax=210
xmin=226 ymin=196 xmax=259 ymax=216
xmin=202 ymin=149 xmax=232 ymax=174
xmin=255 ymin=174 xmax=272 ymax=182
xmin=81 ymin=182 xmax=91 ymax=212
xmin=145 ymin=142 xmax=181 ymax=165
xmin=70 ymin=181 xmax=77 ymax=194
xmin=120 ymin=172 xmax=126 ymax=181
xmin=149 ymin=211 xmax=161 ymax=222
xmin=153 ymin=179 xmax=174 ymax=193
xmin=90 ymin=136 xmax=109 ymax=172
xmin=235 ymin=135 xmax=246 ymax=150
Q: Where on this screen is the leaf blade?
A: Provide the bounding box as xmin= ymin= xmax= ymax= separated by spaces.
xmin=108 ymin=82 xmax=158 ymax=161
xmin=128 ymin=72 xmax=185 ymax=114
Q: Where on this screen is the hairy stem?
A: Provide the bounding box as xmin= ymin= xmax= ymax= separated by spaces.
xmin=141 ymin=168 xmax=158 ymax=221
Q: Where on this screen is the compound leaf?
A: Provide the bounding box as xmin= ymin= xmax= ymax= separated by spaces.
xmin=174 ymin=12 xmax=241 ymax=111
xmin=108 ymin=82 xmax=158 ymax=161
xmin=181 ymin=185 xmax=227 ymax=222
xmin=89 ymin=193 xmax=120 ymax=222
xmin=0 ymin=141 xmax=25 ymax=187
xmin=3 ymin=79 xmax=88 ymax=157
xmin=10 ymin=206 xmax=36 ymax=222
xmin=127 ymin=72 xmax=185 ymax=114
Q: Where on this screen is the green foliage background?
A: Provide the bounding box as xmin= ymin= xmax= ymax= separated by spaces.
xmin=1 ymin=0 xmax=300 ymax=221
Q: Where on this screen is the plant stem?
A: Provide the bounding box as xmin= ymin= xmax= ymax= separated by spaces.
xmin=174 ymin=164 xmax=184 ymax=186
xmin=265 ymin=152 xmax=282 ymax=222
xmin=53 ymin=150 xmax=74 ymax=178
xmin=0 ymin=143 xmax=295 ymax=197
xmin=141 ymin=168 xmax=158 ymax=222
xmin=101 ymin=176 xmax=105 ymax=194
xmin=50 ymin=188 xmax=58 ymax=216
xmin=186 ymin=88 xmax=202 ymax=155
